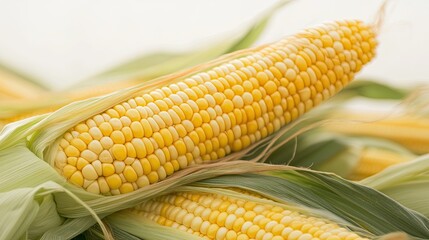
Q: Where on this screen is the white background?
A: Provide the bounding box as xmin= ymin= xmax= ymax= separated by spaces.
xmin=0 ymin=0 xmax=427 ymax=90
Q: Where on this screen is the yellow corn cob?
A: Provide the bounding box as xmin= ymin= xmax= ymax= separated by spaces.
xmin=130 ymin=190 xmax=368 ymax=240
xmin=53 ymin=20 xmax=377 ymax=195
xmin=348 ymin=147 xmax=412 ymax=181
xmin=326 ymin=113 xmax=429 ymax=154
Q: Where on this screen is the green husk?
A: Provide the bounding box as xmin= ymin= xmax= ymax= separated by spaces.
xmin=335 ymin=80 xmax=410 ymax=100
xmin=361 ymin=154 xmax=429 ymax=217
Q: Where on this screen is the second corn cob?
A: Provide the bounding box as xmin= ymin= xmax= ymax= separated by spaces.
xmin=52 ymin=20 xmax=377 ymax=195
xmin=129 ymin=190 xmax=368 ymax=240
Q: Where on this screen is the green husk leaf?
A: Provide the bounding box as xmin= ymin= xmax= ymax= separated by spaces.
xmin=337 ymin=80 xmax=409 ymax=100
xmin=193 ymin=170 xmax=429 ymax=238
xmin=108 ymin=211 xmax=202 ymax=240
xmin=361 ymin=154 xmax=429 ymax=217
xmin=79 ymin=0 xmax=291 ymax=87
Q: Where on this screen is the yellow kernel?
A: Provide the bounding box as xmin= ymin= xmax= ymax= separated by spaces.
xmin=295 ymin=55 xmax=308 ymax=71
xmin=63 ymin=165 xmax=77 ymax=178
xmin=119 ymin=183 xmax=134 ymax=194
xmin=70 ymin=138 xmax=87 ymax=152
xmin=106 ymin=174 xmax=122 ymax=189
xmin=111 ymin=144 xmax=127 ymax=161
xmin=64 ymin=145 xmax=80 ymax=157
xmin=102 ymin=163 xmax=115 ymax=177
xmin=69 ymin=171 xmax=84 ymax=186
xmin=264 ymin=81 xmax=277 ymax=95
xmin=148 ymin=171 xmax=159 ymax=184
xmin=221 ymin=99 xmax=234 ymax=113
xmin=148 ymin=154 xmax=161 ymax=171
xmin=99 ymin=122 xmax=113 ymax=136
xmin=110 ymin=130 xmax=125 ymax=144
xmin=124 ymin=166 xmax=138 ymax=182
xmin=256 ymin=72 xmax=269 ymax=85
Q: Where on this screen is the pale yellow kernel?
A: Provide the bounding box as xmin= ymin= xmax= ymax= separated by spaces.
xmin=152 ymin=132 xmax=164 ymax=148
xmin=87 ymin=140 xmax=103 ymax=155
xmin=240 ymin=92 xmax=253 ymax=106
xmin=55 ymin=151 xmax=67 ymax=169
xmin=143 ymin=138 xmax=154 ymax=155
xmin=153 ymin=115 xmax=166 ymax=129
xmin=99 ymin=137 xmax=113 ymax=150
xmin=136 ymin=175 xmax=150 ymax=188
xmin=97 ymin=177 xmax=110 ymax=194
xmin=129 ymin=161 xmax=143 ymax=177
xmin=157 ymin=112 xmax=172 ymax=127
xmin=91 ymin=160 xmax=103 ymax=176
xmin=288 ymin=230 xmax=304 ymax=240
xmin=80 ymin=149 xmax=98 ymax=162
xmin=232 ymin=95 xmax=244 ymax=109
xmin=95 ymin=150 xmax=110 ymax=163
xmin=108 ymin=118 xmax=122 ymax=131
xmin=285 ymin=69 xmax=297 ymax=81
xmin=139 ymin=119 xmax=153 ymax=137
xmin=82 ymin=164 xmax=98 ymax=180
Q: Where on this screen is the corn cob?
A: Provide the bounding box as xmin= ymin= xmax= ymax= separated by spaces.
xmin=129 ymin=190 xmax=368 ymax=240
xmin=53 ymin=20 xmax=377 ymax=195
xmin=348 ymin=147 xmax=412 ymax=181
